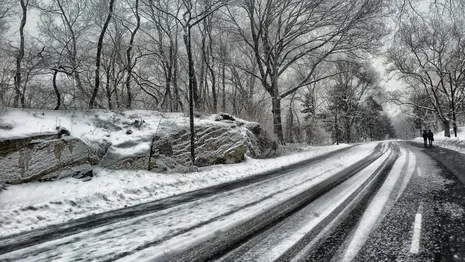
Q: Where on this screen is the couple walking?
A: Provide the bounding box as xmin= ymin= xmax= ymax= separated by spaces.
xmin=422 ymin=130 xmax=434 ymax=147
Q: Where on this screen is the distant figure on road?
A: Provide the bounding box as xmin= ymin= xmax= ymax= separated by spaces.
xmin=428 ymin=130 xmax=434 ymax=147
xmin=422 ymin=130 xmax=428 ymax=147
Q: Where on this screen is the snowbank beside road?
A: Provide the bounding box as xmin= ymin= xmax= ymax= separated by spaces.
xmin=413 ymin=127 xmax=465 ymax=154
xmin=0 ymin=143 xmax=350 ymax=238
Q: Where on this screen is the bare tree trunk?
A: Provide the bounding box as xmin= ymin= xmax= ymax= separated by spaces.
xmin=286 ymin=104 xmax=294 ymax=143
xmin=202 ymin=17 xmax=217 ymax=112
xmin=449 ymin=72 xmax=458 ymax=137
xmin=184 ymin=26 xmax=197 ymax=163
xmin=89 ymin=0 xmax=115 ymax=109
xmin=161 ymin=61 xmax=172 ymax=111
xmin=210 ymin=67 xmax=217 ymax=112
xmin=443 ymin=120 xmax=451 ymax=137
xmin=335 ymin=107 xmax=339 ymax=145
xmin=344 ymin=116 xmax=351 ymax=143
xmin=232 ymin=83 xmax=237 ymax=115
xmin=14 ymin=0 xmax=27 ymax=108
xmin=105 ymin=66 xmax=113 ymax=109
xmin=206 ymin=47 xmax=217 ymax=112
xmin=222 ymin=62 xmax=226 ymax=111
xmin=271 ymin=96 xmax=284 ymax=144
xmin=52 ymin=70 xmax=61 ymax=110
xmin=125 ymin=0 xmax=140 ymax=109
xmin=173 ymin=54 xmax=182 ymax=111
xmin=111 ymin=57 xmax=120 ymax=109
xmin=199 ymin=36 xmax=206 ymax=111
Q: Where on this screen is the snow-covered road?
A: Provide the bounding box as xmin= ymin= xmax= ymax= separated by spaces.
xmin=0 ymin=143 xmax=350 ymax=238
xmin=216 ymin=145 xmax=396 ymax=262
xmin=4 ymin=141 xmax=463 ymax=262
xmin=0 ymin=142 xmax=390 ymax=261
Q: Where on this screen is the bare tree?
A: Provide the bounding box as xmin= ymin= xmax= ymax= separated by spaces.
xmin=325 ymin=60 xmax=379 ymax=143
xmin=0 ymin=1 xmax=13 ymax=106
xmin=225 ymin=0 xmax=388 ymax=143
xmin=0 ymin=0 xmax=11 ymax=37
xmin=389 ymin=0 xmax=465 ymax=137
xmin=37 ymin=0 xmax=92 ymax=109
xmin=123 ymin=0 xmax=141 ymax=109
xmin=89 ymin=0 xmax=116 ymax=109
xmin=101 ymin=19 xmax=126 ymax=109
xmin=13 ymin=0 xmax=30 ymax=108
xmin=141 ymin=0 xmax=183 ymax=112
xmin=146 ymin=0 xmax=235 ymax=163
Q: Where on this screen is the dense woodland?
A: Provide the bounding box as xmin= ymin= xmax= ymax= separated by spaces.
xmin=10 ymin=0 xmax=462 ymax=145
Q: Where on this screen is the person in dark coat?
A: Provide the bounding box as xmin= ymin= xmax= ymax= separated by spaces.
xmin=427 ymin=129 xmax=434 ymax=147
xmin=422 ymin=130 xmax=428 ymax=147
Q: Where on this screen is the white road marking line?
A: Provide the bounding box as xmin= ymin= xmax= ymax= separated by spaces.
xmin=410 ymin=203 xmax=423 ymax=254
xmin=417 ymin=167 xmax=421 ymax=177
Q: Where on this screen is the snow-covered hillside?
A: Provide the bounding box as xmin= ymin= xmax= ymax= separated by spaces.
xmin=0 ymin=108 xmax=280 ymax=184
xmin=0 ymin=109 xmax=228 ymax=157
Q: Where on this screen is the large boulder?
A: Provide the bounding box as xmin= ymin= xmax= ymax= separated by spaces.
xmin=244 ymin=122 xmax=278 ymax=158
xmin=194 ymin=125 xmax=248 ymax=167
xmin=149 ymin=114 xmax=278 ymax=169
xmin=0 ymin=134 xmax=98 ymax=184
xmin=98 ymin=137 xmax=154 ymax=170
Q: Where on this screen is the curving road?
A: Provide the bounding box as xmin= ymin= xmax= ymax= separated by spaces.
xmin=1 ymin=141 xmax=465 ymax=262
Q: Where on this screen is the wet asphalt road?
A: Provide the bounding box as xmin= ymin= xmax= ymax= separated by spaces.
xmin=353 ymin=142 xmax=465 ymax=262
xmin=307 ymin=141 xmax=465 ymax=262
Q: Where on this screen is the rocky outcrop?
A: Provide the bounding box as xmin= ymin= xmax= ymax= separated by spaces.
xmin=0 ymin=112 xmax=278 ymax=185
xmin=0 ymin=134 xmax=99 ymax=184
xmin=243 ymin=122 xmax=278 ymax=158
xmin=148 ymin=114 xmax=277 ymax=169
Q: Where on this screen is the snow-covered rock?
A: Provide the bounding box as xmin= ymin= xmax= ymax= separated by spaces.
xmin=148 ymin=115 xmax=277 ymax=169
xmin=244 ymin=122 xmax=278 ymax=158
xmin=0 ymin=108 xmax=277 ymax=183
xmin=0 ymin=134 xmax=98 ymax=184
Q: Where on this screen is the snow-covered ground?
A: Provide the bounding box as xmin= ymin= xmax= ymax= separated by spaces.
xmin=0 ymin=108 xmax=355 ymax=238
xmin=0 ymin=141 xmax=351 ymax=238
xmin=0 ymin=108 xmax=230 ymax=158
xmin=413 ymin=127 xmax=465 ymax=154
xmin=0 ymin=143 xmax=383 ymax=261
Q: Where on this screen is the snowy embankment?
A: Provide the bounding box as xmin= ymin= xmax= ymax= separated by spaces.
xmin=0 ymin=143 xmax=379 ymax=261
xmin=413 ymin=127 xmax=465 ymax=154
xmin=0 ymin=108 xmax=349 ymax=237
xmin=0 ymin=109 xmax=277 ymax=176
xmin=0 ymin=144 xmax=347 ymax=238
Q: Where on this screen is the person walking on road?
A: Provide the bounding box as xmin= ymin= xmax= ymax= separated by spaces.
xmin=422 ymin=130 xmax=428 ymax=147
xmin=427 ymin=129 xmax=434 ymax=147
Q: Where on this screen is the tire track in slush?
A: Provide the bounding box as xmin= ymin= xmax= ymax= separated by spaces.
xmin=0 ymin=145 xmax=358 ymax=255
